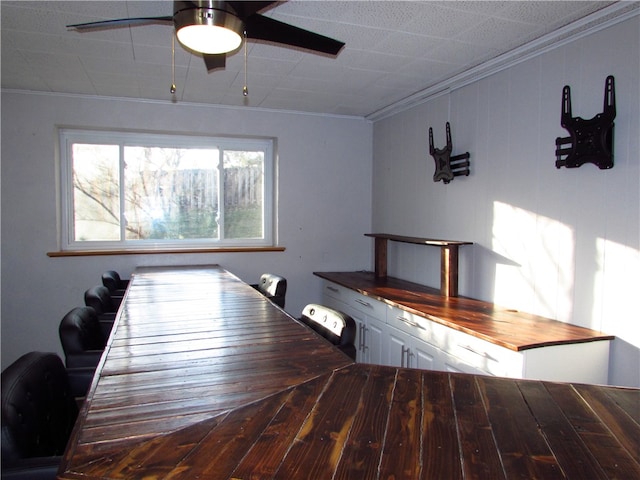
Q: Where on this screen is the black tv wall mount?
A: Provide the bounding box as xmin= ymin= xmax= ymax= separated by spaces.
xmin=555 ymin=75 xmax=616 ymax=170
xmin=429 ymin=122 xmax=470 ymax=184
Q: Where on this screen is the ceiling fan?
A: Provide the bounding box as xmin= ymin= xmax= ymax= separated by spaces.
xmin=67 ymin=1 xmax=345 ymax=73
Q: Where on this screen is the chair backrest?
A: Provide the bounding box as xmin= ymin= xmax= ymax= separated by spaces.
xmin=59 ymin=306 xmax=106 ymax=357
xmin=101 ymin=270 xmax=128 ymax=293
xmin=255 ymin=273 xmax=287 ymax=308
xmin=300 ymin=304 xmax=356 ymax=360
xmin=1 ymin=352 xmax=78 ymax=465
xmin=84 ymin=285 xmax=116 ymax=314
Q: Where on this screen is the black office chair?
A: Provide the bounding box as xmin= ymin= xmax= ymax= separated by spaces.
xmin=84 ymin=285 xmax=120 ymax=335
xmin=251 ymin=273 xmax=287 ymax=308
xmin=299 ymin=304 xmax=357 ymax=360
xmin=85 ymin=284 xmax=121 ymax=313
xmin=59 ymin=307 xmax=106 ymax=395
xmin=101 ymin=270 xmax=129 ymax=299
xmin=1 ymin=352 xmax=79 ymax=480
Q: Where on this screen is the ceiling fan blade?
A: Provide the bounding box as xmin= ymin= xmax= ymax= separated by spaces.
xmin=244 ymin=14 xmax=344 ymax=56
xmin=227 ymin=1 xmax=277 ymax=18
xmin=203 ymin=54 xmax=226 ymax=72
xmin=67 ymin=16 xmax=173 ymax=31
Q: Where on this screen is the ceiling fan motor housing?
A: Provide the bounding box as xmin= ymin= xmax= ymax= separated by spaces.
xmin=174 ymin=1 xmax=243 ymax=54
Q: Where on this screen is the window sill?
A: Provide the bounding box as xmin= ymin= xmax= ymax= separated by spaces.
xmin=47 ymin=246 xmax=286 ymax=257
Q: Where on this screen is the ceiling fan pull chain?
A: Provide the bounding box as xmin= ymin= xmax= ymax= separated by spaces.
xmin=243 ymin=31 xmax=248 ymax=97
xmin=170 ymin=33 xmax=177 ymax=94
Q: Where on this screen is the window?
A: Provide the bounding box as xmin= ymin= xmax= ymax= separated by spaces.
xmin=59 ymin=129 xmax=275 ymax=251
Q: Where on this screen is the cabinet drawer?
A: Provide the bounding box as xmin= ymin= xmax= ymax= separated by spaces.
xmin=387 ymin=307 xmax=433 ymax=344
xmin=444 ymin=328 xmax=523 ymax=377
xmin=389 ymin=305 xmax=523 ymax=377
xmin=440 ymin=349 xmax=493 ymax=376
xmin=322 ymin=281 xmax=349 ymax=302
xmin=322 ymin=281 xmax=388 ymax=319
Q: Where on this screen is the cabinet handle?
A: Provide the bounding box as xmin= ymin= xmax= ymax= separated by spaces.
xmin=354 ymin=298 xmax=372 ymax=308
xmin=459 ymin=344 xmax=496 ymax=361
xmin=397 ymin=316 xmax=427 ymax=331
xmin=358 ymin=324 xmax=366 ymax=351
xmin=401 ymin=346 xmax=413 ymax=368
xmin=326 ymin=286 xmax=339 ymax=293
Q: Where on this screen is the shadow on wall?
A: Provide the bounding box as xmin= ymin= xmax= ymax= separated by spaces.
xmin=471 ymin=240 xmax=640 ymax=388
xmin=468 ymin=244 xmax=521 ymax=303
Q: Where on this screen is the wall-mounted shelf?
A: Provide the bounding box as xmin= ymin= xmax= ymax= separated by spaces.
xmin=365 ymin=233 xmax=473 ymax=297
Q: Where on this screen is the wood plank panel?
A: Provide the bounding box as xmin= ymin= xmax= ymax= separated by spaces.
xmin=515 ymin=380 xmax=609 ymax=479
xmin=421 ymin=370 xmax=463 ymax=480
xmin=545 ymin=382 xmax=640 ymax=479
xmin=230 ymin=374 xmax=334 ymax=479
xmin=333 ymin=365 xmax=395 ymax=480
xmin=274 ymin=366 xmax=371 ymax=479
xmin=599 ymin=386 xmax=640 ymax=423
xmin=59 ymin=266 xmax=640 ymax=480
xmin=379 ymin=368 xmax=423 ymax=479
xmin=163 ymin=390 xmax=294 ymax=480
xmin=477 ymin=376 xmax=562 ymax=478
xmin=450 ymin=374 xmax=506 ymax=479
xmin=66 ymin=416 xmax=224 ymax=478
xmin=572 ymin=383 xmax=640 ymax=464
xmin=61 ymin=265 xmax=354 ymax=476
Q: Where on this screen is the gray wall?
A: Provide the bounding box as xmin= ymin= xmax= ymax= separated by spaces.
xmin=372 ymin=16 xmax=639 ymax=387
xmin=1 ymin=93 xmax=373 ymax=368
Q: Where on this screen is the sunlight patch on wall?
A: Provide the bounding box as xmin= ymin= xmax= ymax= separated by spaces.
xmin=492 ymin=201 xmax=574 ymax=319
xmin=595 ymin=238 xmax=640 ymax=346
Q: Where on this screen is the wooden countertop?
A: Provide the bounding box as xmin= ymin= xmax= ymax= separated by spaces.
xmin=58 ymin=266 xmax=638 ymax=479
xmin=314 ymin=271 xmax=614 ymax=351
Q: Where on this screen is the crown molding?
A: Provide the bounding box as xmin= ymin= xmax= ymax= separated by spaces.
xmin=366 ymin=2 xmax=640 ymax=122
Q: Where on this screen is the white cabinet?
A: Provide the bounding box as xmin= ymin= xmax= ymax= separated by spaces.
xmin=386 ymin=325 xmax=439 ymax=370
xmin=387 ymin=305 xmax=610 ymax=382
xmin=413 ymin=342 xmax=439 ymax=371
xmin=388 ymin=305 xmax=523 ymax=377
xmin=322 ymin=281 xmax=389 ymax=364
xmin=364 ymin=317 xmax=387 ymax=365
xmin=440 ymin=349 xmax=495 ymax=375
xmin=321 ymin=279 xmax=611 ymax=384
xmin=386 ymin=326 xmax=409 ymax=367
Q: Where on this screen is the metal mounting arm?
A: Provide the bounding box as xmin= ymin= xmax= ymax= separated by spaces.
xmin=429 ymin=122 xmax=470 ymax=184
xmin=555 ymin=75 xmax=616 ymax=169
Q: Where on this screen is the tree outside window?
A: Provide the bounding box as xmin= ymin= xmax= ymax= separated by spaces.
xmin=61 ymin=130 xmax=273 ymax=250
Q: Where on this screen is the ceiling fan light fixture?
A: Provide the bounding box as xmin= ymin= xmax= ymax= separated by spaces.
xmin=175 ymin=7 xmax=242 ymax=54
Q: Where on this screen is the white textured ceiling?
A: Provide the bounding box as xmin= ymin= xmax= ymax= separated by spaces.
xmin=1 ymin=1 xmax=634 ymax=119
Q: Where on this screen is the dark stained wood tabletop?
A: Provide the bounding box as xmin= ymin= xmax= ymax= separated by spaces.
xmin=59 ymin=265 xmax=639 ymax=479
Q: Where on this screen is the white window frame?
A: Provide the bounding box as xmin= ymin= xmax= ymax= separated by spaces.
xmin=59 ymin=128 xmax=275 ymax=251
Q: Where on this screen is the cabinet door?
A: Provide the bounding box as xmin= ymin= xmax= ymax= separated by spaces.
xmin=365 ymin=317 xmax=387 ymax=365
xmin=343 ymin=305 xmax=374 ymax=363
xmin=388 ymin=325 xmax=434 ymax=368
xmin=387 ymin=326 xmax=441 ymax=370
xmin=387 ymin=327 xmax=408 ymax=367
xmin=323 ymin=296 xmax=367 ymax=363
xmin=322 ymin=281 xmax=389 ymax=365
xmin=412 ymin=341 xmax=439 ymax=371
xmin=352 ymin=312 xmax=368 ymax=363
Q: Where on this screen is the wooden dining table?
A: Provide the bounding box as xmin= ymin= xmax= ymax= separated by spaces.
xmin=58 ymin=265 xmax=639 ymax=479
